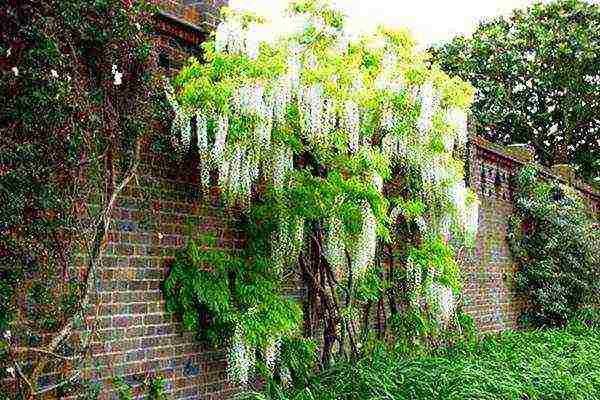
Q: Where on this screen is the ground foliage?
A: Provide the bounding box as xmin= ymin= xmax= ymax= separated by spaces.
xmin=163 ymin=0 xmax=479 ymax=387
xmin=0 ymin=0 xmax=165 ymax=397
xmin=508 ymin=166 xmax=600 ymax=327
xmin=433 ymin=0 xmax=600 ymax=184
xmin=237 ymin=316 xmax=600 ymax=400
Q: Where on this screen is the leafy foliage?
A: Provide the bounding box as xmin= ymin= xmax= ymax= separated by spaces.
xmin=0 ymin=0 xmax=163 ymax=397
xmin=163 ymin=214 xmax=303 ymax=384
xmin=111 ymin=375 xmax=168 ymax=400
xmin=433 ymin=0 xmax=600 ymax=183
xmin=237 ymin=324 xmax=600 ymax=400
xmin=508 ymin=166 xmax=600 ymax=327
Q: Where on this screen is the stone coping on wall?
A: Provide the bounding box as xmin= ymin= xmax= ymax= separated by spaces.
xmin=470 ymin=135 xmax=600 ymax=211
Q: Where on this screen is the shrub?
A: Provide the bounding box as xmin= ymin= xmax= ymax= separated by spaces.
xmin=508 ymin=166 xmax=600 ymax=327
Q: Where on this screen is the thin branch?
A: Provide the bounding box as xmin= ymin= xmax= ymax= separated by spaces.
xmin=12 ymin=347 xmax=76 ymax=361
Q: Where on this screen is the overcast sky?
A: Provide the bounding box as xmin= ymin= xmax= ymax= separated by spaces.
xmin=229 ymin=0 xmax=598 ymax=47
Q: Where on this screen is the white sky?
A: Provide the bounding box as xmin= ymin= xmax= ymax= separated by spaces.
xmin=229 ymin=0 xmax=597 ymax=47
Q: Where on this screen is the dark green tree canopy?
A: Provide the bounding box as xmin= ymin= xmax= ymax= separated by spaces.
xmin=433 ymin=0 xmax=600 ymax=183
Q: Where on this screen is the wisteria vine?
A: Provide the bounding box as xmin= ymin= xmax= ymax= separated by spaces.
xmin=163 ymin=0 xmax=479 ymax=387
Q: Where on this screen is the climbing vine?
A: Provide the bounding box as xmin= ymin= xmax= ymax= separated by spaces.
xmin=163 ymin=0 xmax=478 ymax=386
xmin=508 ymin=166 xmax=600 ymax=327
xmin=1 ymin=0 xmax=164 ymax=397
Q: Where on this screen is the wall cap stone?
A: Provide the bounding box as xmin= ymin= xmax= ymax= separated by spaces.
xmin=470 ymin=136 xmax=600 ymax=205
xmin=505 ymin=144 xmax=536 ymax=163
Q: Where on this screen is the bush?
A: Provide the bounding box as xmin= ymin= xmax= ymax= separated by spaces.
xmin=508 ymin=166 xmax=600 ymax=327
xmin=238 ymin=325 xmax=600 ymax=400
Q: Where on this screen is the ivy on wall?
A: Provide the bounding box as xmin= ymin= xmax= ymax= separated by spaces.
xmin=508 ymin=166 xmax=600 ymax=327
xmin=0 ymin=0 xmax=167 ymax=397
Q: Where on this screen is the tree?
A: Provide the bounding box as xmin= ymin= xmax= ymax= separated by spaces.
xmin=0 ymin=0 xmax=164 ymax=397
xmin=433 ymin=0 xmax=600 ymax=183
xmin=163 ymin=0 xmax=477 ymax=387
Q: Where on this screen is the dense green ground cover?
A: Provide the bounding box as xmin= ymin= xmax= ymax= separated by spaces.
xmin=242 ymin=323 xmax=600 ymax=400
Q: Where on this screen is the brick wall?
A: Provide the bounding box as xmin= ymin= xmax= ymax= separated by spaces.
xmin=77 ymin=4 xmax=243 ymax=399
xmin=15 ymin=2 xmax=599 ymax=397
xmin=82 ymin=131 xmax=597 ymax=398
xmin=83 ymin=142 xmax=244 ymax=399
xmin=160 ymin=0 xmax=226 ymax=30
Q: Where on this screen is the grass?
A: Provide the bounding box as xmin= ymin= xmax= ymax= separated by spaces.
xmin=241 ymin=325 xmax=600 ymax=400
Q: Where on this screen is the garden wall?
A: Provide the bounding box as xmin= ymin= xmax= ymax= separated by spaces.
xmin=80 ymin=143 xmax=244 ymax=399
xmin=77 ymin=133 xmax=599 ymax=400
xmin=34 ymin=4 xmax=600 ymax=398
xmin=67 ymin=4 xmax=244 ymax=399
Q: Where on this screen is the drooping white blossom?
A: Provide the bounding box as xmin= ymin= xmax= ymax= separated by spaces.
xmin=219 ymin=158 xmax=230 ymax=188
xmin=307 ymin=84 xmax=324 ymax=140
xmin=324 ymin=216 xmax=348 ymax=280
xmin=446 ymin=107 xmax=468 ymax=147
xmin=229 ymin=18 xmax=245 ymax=54
xmin=196 ymin=113 xmax=208 ymax=152
xmin=416 ymin=216 xmax=428 ymax=235
xmin=380 ymin=105 xmax=395 ymax=131
xmin=245 ymin=23 xmax=261 ymax=60
xmin=274 ymin=77 xmax=292 ymax=121
xmin=113 ymin=67 xmax=123 ymax=86
xmin=264 ymin=338 xmax=282 ymax=373
xmin=448 ymin=180 xmax=467 ymax=214
xmin=421 ymin=156 xmax=448 ymax=185
xmin=272 ymin=145 xmax=293 ymax=188
xmin=180 ymin=113 xmax=191 ymax=151
xmin=214 ymin=114 xmax=229 ymax=160
xmin=228 ymin=327 xmax=253 ymax=385
xmin=287 ymin=45 xmax=301 ymax=93
xmin=345 ymin=100 xmax=360 ymax=152
xmin=215 ymin=20 xmax=229 ymax=53
xmin=280 ymin=366 xmax=292 ymax=387
xmin=417 ymin=82 xmax=439 ymax=136
xmin=406 ymin=258 xmax=422 ymax=306
xmin=371 ymin=171 xmax=383 ymax=193
xmin=350 ymin=201 xmax=377 ymax=277
xmin=465 ymin=198 xmax=479 ymax=238
xmin=429 ymin=283 xmax=456 ymax=323
xmin=272 ymin=215 xmax=304 ymax=271
xmin=447 ymin=180 xmax=479 ymax=236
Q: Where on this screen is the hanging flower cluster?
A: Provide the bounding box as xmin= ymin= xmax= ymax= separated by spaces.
xmin=167 ymin=0 xmax=478 ymax=383
xmin=228 ymin=327 xmax=287 ymax=386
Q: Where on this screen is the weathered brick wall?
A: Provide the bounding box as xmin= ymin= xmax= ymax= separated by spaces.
xmin=462 ymin=136 xmax=600 ymax=332
xmin=21 ymin=2 xmax=599 ymax=397
xmin=76 ymin=5 xmax=241 ymax=399
xmin=160 ymin=0 xmax=226 ymax=30
xmin=85 ymin=142 xmax=243 ymax=399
